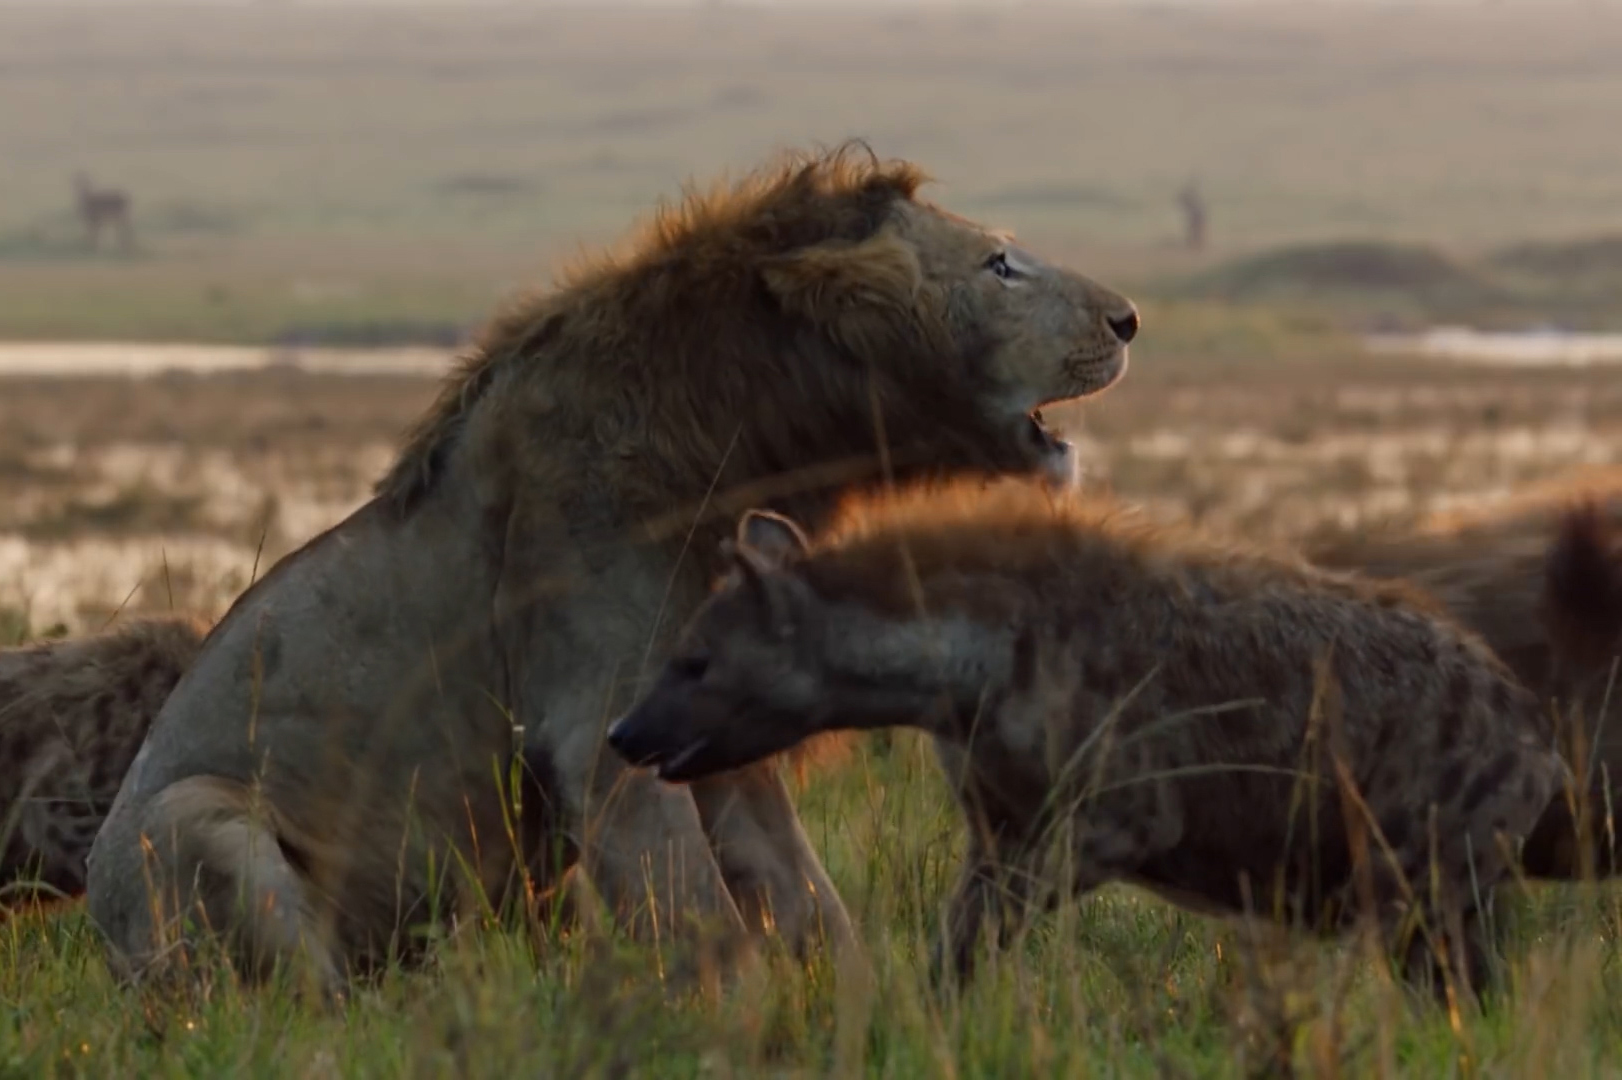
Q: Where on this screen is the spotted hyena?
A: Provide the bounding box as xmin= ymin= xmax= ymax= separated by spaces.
xmin=0 ymin=615 xmax=208 ymax=905
xmin=1309 ymin=482 xmax=1622 ymax=880
xmin=607 ymin=480 xmax=1566 ymax=998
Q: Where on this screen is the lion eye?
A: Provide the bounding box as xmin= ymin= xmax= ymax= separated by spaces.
xmin=985 ymin=252 xmax=1015 ymax=280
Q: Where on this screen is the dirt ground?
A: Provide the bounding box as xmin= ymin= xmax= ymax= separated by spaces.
xmin=2 ymin=350 xmax=1616 ymax=637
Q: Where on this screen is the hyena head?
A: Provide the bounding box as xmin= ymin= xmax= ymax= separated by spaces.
xmin=609 ymin=509 xmax=832 ymax=783
xmin=609 ymin=508 xmax=957 ymax=783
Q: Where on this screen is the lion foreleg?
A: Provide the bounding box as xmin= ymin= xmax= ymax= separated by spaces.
xmin=553 ymin=719 xmax=754 ymax=964
xmin=688 ymin=762 xmax=857 ymax=960
xmin=112 ymin=776 xmax=342 ymax=993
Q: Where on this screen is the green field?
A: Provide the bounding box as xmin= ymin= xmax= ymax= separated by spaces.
xmin=7 ymin=734 xmax=1622 ymax=1078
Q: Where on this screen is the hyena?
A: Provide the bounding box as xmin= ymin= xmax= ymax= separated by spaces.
xmin=1309 ymin=483 xmax=1622 ymax=879
xmin=1521 ymin=501 xmax=1622 ymax=878
xmin=0 ymin=615 xmax=208 ymax=905
xmin=607 ymin=481 xmax=1566 ymax=997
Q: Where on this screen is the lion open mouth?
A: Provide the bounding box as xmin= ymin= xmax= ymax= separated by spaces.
xmin=1027 ymin=408 xmax=1069 ymax=459
xmin=1022 ymin=405 xmax=1082 ymax=490
xmin=654 ymin=735 xmax=714 ymax=783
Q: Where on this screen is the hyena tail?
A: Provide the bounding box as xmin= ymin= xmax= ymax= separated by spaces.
xmin=1525 ymin=502 xmax=1622 ymax=881
xmin=1543 ymin=501 xmax=1622 ymax=674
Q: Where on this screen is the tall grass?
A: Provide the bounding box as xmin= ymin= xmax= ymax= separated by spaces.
xmin=4 ymin=731 xmax=1621 ymax=1077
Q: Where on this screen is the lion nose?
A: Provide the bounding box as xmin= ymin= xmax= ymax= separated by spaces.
xmin=1106 ymin=307 xmax=1140 ymax=344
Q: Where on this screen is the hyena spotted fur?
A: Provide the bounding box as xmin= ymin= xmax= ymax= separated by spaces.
xmin=1310 ymin=482 xmax=1622 ymax=879
xmin=608 ymin=480 xmax=1567 ymax=998
xmin=0 ymin=615 xmax=208 ymax=903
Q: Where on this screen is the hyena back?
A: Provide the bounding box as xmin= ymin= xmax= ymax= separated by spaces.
xmin=0 ymin=614 xmax=208 ymax=904
xmin=1310 ymin=484 xmax=1622 ymax=880
xmin=609 ymin=481 xmax=1566 ymax=997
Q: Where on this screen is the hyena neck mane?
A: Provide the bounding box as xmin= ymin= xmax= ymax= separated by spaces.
xmin=814 ymin=603 xmax=1021 ymax=736
xmin=792 ymin=479 xmax=1228 ymax=735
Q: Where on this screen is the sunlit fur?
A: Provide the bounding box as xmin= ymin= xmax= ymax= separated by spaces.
xmin=612 ymin=479 xmax=1566 ymax=997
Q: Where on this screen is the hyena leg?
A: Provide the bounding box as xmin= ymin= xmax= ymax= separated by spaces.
xmin=1392 ymin=900 xmax=1495 ymax=1005
xmin=1520 ymin=771 xmax=1622 ymax=881
xmin=1420 ymin=748 xmax=1568 ymax=1000
xmin=1373 ymin=804 xmax=1535 ymax=1002
xmin=934 ymin=837 xmax=1047 ymax=988
xmin=105 ymin=776 xmax=341 ymax=992
xmin=936 ymin=783 xmax=1182 ymax=988
xmin=688 ymin=763 xmax=857 ymax=959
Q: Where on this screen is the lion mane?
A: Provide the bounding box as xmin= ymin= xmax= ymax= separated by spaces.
xmin=378 ymin=141 xmax=938 ymax=521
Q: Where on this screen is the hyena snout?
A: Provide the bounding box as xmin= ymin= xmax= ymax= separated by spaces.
xmin=606 ymin=706 xmax=694 ymax=771
xmin=605 ymin=712 xmax=656 ymax=765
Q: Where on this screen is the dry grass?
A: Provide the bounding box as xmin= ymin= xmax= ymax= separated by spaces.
xmin=5 ymin=346 xmax=1621 ymax=628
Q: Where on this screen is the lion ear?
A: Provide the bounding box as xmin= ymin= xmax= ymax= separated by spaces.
xmin=759 ymin=228 xmax=924 ymax=355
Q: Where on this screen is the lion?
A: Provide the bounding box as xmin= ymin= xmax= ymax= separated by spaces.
xmin=1306 ymin=470 xmax=1622 ymax=879
xmin=606 ymin=483 xmax=1564 ymax=999
xmin=81 ymin=142 xmax=1141 ymax=989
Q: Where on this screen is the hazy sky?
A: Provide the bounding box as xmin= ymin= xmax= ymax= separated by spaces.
xmin=0 ymin=0 xmax=1550 ymax=7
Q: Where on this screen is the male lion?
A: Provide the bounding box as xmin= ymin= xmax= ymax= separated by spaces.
xmin=607 ymin=483 xmax=1563 ymax=999
xmin=83 ymin=143 xmax=1140 ymax=989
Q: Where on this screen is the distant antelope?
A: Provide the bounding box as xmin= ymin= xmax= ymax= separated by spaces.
xmin=1178 ymin=180 xmax=1207 ymax=252
xmin=73 ymin=173 xmax=134 ymax=252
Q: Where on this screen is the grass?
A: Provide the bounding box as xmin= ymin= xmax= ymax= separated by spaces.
xmin=6 ymin=733 xmax=1622 ymax=1077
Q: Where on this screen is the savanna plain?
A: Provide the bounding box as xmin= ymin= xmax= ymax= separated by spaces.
xmin=4 ymin=3 xmax=1622 ymax=1076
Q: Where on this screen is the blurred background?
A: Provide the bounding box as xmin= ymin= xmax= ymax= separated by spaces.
xmin=2 ymin=0 xmax=1620 ymax=634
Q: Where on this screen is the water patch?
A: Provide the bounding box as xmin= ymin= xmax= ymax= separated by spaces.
xmin=1366 ymin=326 xmax=1622 ymax=367
xmin=0 ymin=342 xmax=455 ymax=379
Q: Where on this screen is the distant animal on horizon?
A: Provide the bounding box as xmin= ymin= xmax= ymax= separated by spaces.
xmin=1178 ymin=179 xmax=1207 ymax=252
xmin=608 ymin=480 xmax=1566 ymax=1000
xmin=73 ymin=173 xmax=135 ymax=253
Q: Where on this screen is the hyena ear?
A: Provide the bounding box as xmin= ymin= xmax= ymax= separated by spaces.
xmin=759 ymin=228 xmax=925 ymax=357
xmin=736 ymin=509 xmax=810 ymax=566
xmin=719 ymin=510 xmax=809 ymax=629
